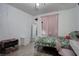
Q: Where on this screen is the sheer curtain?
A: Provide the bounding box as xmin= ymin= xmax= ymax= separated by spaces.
xmin=41 ymin=14 xmax=58 ymax=36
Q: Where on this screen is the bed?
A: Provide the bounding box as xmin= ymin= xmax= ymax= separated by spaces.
xmin=35 ymin=31 xmax=79 ymax=48
xmin=35 ymin=36 xmax=69 ymax=48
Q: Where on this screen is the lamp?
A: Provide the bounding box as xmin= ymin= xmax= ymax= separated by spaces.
xmin=35 ymin=3 xmax=45 ymax=9
xmin=36 ymin=3 xmax=40 ymax=7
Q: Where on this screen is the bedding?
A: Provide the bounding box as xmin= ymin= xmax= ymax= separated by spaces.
xmin=35 ymin=37 xmax=56 ymax=47
xmin=59 ymin=37 xmax=69 ymax=48
xmin=35 ymin=36 xmax=69 ymax=48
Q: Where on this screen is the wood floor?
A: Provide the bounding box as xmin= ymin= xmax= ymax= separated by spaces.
xmin=0 ymin=42 xmax=60 ymax=56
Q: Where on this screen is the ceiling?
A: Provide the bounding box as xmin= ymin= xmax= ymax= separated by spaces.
xmin=8 ymin=3 xmax=77 ymax=16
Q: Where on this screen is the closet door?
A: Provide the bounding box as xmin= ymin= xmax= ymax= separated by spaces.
xmin=41 ymin=16 xmax=49 ymax=35
xmin=41 ymin=14 xmax=58 ymax=36
xmin=48 ymin=14 xmax=58 ymax=36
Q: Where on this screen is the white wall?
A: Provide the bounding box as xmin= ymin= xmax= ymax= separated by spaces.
xmin=0 ymin=4 xmax=3 ymax=36
xmin=75 ymin=7 xmax=79 ymax=31
xmin=58 ymin=7 xmax=78 ymax=36
xmin=35 ymin=6 xmax=79 ymax=36
xmin=0 ymin=4 xmax=34 ymax=46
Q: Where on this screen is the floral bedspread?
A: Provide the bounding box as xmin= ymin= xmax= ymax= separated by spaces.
xmin=35 ymin=36 xmax=69 ymax=48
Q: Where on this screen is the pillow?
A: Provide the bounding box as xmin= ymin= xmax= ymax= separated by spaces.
xmin=64 ymin=35 xmax=71 ymax=39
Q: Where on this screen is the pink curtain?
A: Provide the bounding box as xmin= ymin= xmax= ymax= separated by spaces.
xmin=41 ymin=14 xmax=58 ymax=36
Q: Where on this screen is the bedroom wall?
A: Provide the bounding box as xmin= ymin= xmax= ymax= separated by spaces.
xmin=58 ymin=7 xmax=78 ymax=36
xmin=35 ymin=6 xmax=79 ymax=37
xmin=75 ymin=7 xmax=79 ymax=31
xmin=0 ymin=4 xmax=3 ymax=36
xmin=0 ymin=4 xmax=34 ymax=46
